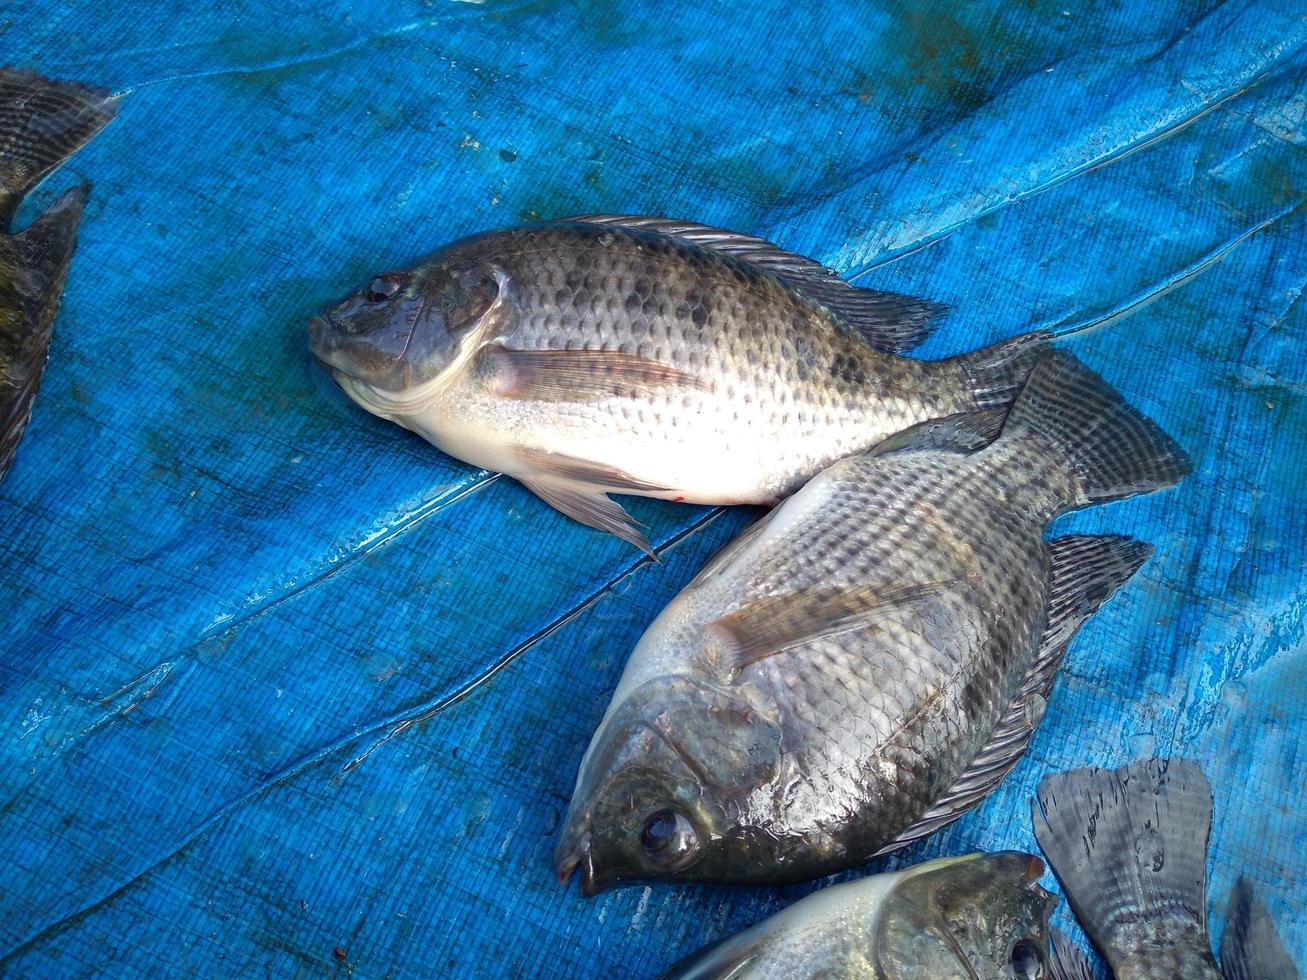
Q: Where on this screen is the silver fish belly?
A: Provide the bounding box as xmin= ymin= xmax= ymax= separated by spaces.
xmin=310 ymin=216 xmax=1044 ymax=552
xmin=555 ymin=352 xmax=1188 ymax=891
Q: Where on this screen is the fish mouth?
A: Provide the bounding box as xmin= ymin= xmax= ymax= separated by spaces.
xmin=555 ymin=835 xmax=603 ymax=897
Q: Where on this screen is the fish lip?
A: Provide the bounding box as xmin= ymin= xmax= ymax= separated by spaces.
xmin=306 ymin=313 xmax=336 ymax=357
xmin=555 ymin=836 xmax=604 ymax=897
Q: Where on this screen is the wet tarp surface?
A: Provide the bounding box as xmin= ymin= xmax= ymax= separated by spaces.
xmin=2 ymin=1 xmax=1304 ymax=976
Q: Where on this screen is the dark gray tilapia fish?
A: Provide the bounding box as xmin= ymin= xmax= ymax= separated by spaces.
xmin=658 ymin=852 xmax=1056 ymax=980
xmin=0 ymin=68 xmax=117 ymax=482
xmin=555 ymin=352 xmax=1188 ymax=893
xmin=308 ymin=214 xmax=1047 ymax=553
xmin=1033 ymin=759 xmax=1300 ymax=980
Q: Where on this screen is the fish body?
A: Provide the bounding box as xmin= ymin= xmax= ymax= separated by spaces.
xmin=659 ymin=852 xmax=1056 ymax=980
xmin=1033 ymin=759 xmax=1300 ymax=980
xmin=309 ymin=215 xmax=1044 ymax=551
xmin=555 ymin=352 xmax=1188 ymax=892
xmin=0 ymin=68 xmax=117 ymax=482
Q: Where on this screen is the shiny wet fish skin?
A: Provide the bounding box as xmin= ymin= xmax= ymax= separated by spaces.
xmin=659 ymin=852 xmax=1056 ymax=980
xmin=556 ymin=352 xmax=1188 ymax=892
xmin=0 ymin=68 xmax=117 ymax=482
xmin=309 ymin=216 xmax=1045 ymax=553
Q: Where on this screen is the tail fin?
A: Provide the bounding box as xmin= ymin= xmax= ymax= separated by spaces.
xmin=1220 ymin=877 xmax=1299 ymax=980
xmin=952 ymin=329 xmax=1051 ymax=410
xmin=0 ymin=182 xmax=90 ymax=480
xmin=1033 ymin=759 xmax=1222 ymax=978
xmin=0 ymin=68 xmax=117 ymax=226
xmin=1004 ymin=351 xmax=1190 ymax=508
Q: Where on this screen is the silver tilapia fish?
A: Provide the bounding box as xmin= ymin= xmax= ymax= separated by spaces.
xmin=1034 ymin=759 xmax=1300 ymax=980
xmin=555 ymin=352 xmax=1188 ymax=893
xmin=659 ymin=852 xmax=1056 ymax=980
xmin=0 ymin=68 xmax=117 ymax=483
xmin=308 ymin=215 xmax=1046 ymax=553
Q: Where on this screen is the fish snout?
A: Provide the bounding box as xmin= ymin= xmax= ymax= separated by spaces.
xmin=555 ymin=834 xmax=603 ymax=897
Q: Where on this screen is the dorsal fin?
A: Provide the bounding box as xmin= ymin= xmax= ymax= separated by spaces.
xmin=874 ymin=534 xmax=1152 ymax=855
xmin=563 ymin=214 xmax=946 ymax=354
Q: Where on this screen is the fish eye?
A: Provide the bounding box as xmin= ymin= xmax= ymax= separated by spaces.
xmin=1009 ymin=938 xmax=1044 ymax=977
xmin=365 ymin=275 xmax=401 ymax=303
xmin=639 ymin=810 xmax=698 ymax=865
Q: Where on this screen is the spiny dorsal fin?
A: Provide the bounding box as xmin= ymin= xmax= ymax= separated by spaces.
xmin=706 ymin=581 xmax=946 ymax=676
xmin=563 ymin=214 xmax=946 ymax=354
xmin=873 ymin=534 xmax=1151 ymax=855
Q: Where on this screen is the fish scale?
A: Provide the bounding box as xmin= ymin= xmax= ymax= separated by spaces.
xmin=555 ymin=352 xmax=1188 ymax=891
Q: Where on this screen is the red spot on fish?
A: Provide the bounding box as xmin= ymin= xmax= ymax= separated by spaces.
xmin=674 ymin=495 xmax=684 ymax=502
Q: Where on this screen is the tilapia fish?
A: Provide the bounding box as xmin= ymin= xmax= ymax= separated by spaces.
xmin=555 ymin=352 xmax=1188 ymax=893
xmin=659 ymin=852 xmax=1056 ymax=980
xmin=0 ymin=68 xmax=117 ymax=482
xmin=308 ymin=215 xmax=1046 ymax=553
xmin=1034 ymin=759 xmax=1300 ymax=980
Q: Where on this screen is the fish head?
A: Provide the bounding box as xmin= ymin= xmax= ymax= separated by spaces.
xmin=875 ymin=852 xmax=1058 ymax=979
xmin=307 ymin=252 xmax=503 ymax=397
xmin=554 ymin=675 xmax=782 ymax=895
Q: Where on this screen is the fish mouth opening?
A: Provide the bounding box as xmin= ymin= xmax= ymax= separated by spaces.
xmin=555 ymin=836 xmax=603 ymax=897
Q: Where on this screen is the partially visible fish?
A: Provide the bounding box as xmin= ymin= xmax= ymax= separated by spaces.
xmin=0 ymin=68 xmax=118 ymax=482
xmin=1033 ymin=759 xmax=1300 ymax=980
xmin=308 ymin=214 xmax=1048 ymax=553
xmin=659 ymin=851 xmax=1056 ymax=980
xmin=555 ymin=352 xmax=1188 ymax=892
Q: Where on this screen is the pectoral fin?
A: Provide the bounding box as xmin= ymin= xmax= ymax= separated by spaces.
xmin=707 ymin=581 xmax=945 ymax=675
xmin=481 ymin=343 xmax=708 ymax=401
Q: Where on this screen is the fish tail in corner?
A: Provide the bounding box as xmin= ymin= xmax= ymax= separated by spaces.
xmin=1032 ymin=759 xmax=1222 ymax=978
xmin=0 ymin=67 xmax=118 ymax=225
xmin=1002 ymin=349 xmax=1190 ymax=508
xmin=1219 ymin=876 xmax=1300 ymax=980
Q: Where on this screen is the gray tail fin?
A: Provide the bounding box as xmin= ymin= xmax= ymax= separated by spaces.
xmin=1219 ymin=877 xmax=1299 ymax=980
xmin=0 ymin=68 xmax=117 ymax=226
xmin=1004 ymin=350 xmax=1190 ymax=508
xmin=952 ymin=329 xmax=1052 ymax=410
xmin=1033 ymin=759 xmax=1220 ymax=977
xmin=0 ymin=182 xmax=89 ymax=480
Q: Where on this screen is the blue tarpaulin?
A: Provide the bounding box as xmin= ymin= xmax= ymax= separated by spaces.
xmin=2 ymin=1 xmax=1304 ymax=976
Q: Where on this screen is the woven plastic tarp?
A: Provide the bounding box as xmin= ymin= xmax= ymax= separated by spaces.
xmin=2 ymin=2 xmax=1304 ymax=976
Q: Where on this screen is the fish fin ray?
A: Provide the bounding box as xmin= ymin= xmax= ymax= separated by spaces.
xmin=563 ymin=214 xmax=945 ymax=354
xmin=875 ymin=535 xmax=1151 ymax=856
xmin=866 ymin=408 xmax=1007 ymax=458
xmin=0 ymin=183 xmax=91 ymax=480
xmin=950 ymin=330 xmax=1051 ymax=411
xmin=0 ymin=68 xmax=117 ymax=224
xmin=1219 ymin=877 xmax=1299 ymax=980
xmin=1033 ymin=759 xmax=1217 ymax=976
xmin=481 ymin=343 xmax=707 ymax=402
xmin=1042 ymin=534 xmax=1152 ymax=651
xmin=520 ymin=477 xmax=653 ymax=557
xmin=1048 ymin=929 xmax=1097 ymax=980
xmin=1003 ymin=350 xmax=1190 ymax=506
xmin=686 ymin=508 xmax=776 ymax=588
xmin=708 ymin=581 xmax=946 ymax=675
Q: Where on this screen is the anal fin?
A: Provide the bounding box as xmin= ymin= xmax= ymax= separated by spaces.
xmin=874 ymin=534 xmax=1152 ymax=855
xmin=1048 ymin=929 xmax=1096 ymax=980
